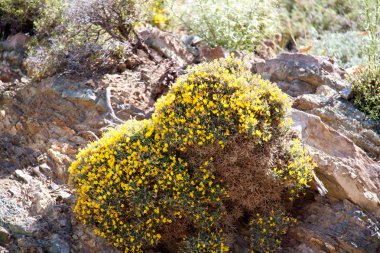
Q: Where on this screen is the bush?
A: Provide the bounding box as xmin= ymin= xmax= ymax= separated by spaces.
xmin=280 ymin=0 xmax=362 ymax=37
xmin=169 ymin=0 xmax=279 ymax=51
xmin=69 ymin=58 xmax=315 ymax=252
xmin=351 ymin=67 xmax=380 ymax=120
xmin=299 ymin=32 xmax=376 ymax=68
xmin=25 ymin=0 xmax=156 ymax=81
xmin=0 ymin=0 xmax=42 ymax=38
xmin=361 ymin=0 xmax=380 ymax=66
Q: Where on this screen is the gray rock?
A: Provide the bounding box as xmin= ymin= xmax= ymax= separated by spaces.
xmin=316 ymin=84 xmax=338 ymax=97
xmin=253 ymin=53 xmax=350 ymax=96
xmin=47 ymin=235 xmax=70 ymax=253
xmin=292 ymin=109 xmax=380 ymax=217
xmin=14 ymin=170 xmax=33 ymax=184
xmin=293 ymin=94 xmax=326 ymax=111
xmin=284 ymin=197 xmax=380 ymax=253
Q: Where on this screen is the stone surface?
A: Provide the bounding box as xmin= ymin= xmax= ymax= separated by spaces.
xmin=253 ymin=53 xmax=350 ymax=96
xmin=292 ymin=109 xmax=380 ymax=216
xmin=0 ymin=33 xmax=30 ymax=52
xmin=310 ymin=99 xmax=380 ymax=160
xmin=293 ymin=94 xmax=327 ymax=111
xmin=283 ymin=197 xmax=380 ymax=253
xmin=140 ymin=27 xmax=194 ymax=67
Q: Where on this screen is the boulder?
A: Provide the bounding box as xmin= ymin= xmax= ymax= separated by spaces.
xmin=140 ymin=27 xmax=194 ymax=67
xmin=253 ymin=53 xmax=350 ymax=96
xmin=293 ymin=94 xmax=327 ymax=111
xmin=291 ymin=109 xmax=380 ymax=216
xmin=284 ymin=197 xmax=380 ymax=253
xmin=1 ymin=33 xmax=30 ymax=52
xmin=310 ymin=99 xmax=380 ymax=160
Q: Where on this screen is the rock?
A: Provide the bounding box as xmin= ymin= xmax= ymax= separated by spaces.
xmin=284 ymin=197 xmax=380 ymax=253
xmin=310 ymin=99 xmax=380 ymax=159
xmin=293 ymin=94 xmax=326 ymax=111
xmin=61 ymin=88 xmax=97 ymax=102
xmin=0 ymin=64 xmax=19 ymax=82
xmin=140 ymin=27 xmax=194 ymax=67
xmin=14 ymin=170 xmax=33 ymax=184
xmin=198 ymin=46 xmax=229 ymax=62
xmin=341 ymin=83 xmax=354 ymax=100
xmin=0 ymin=227 xmax=11 ymax=245
xmin=253 ymin=53 xmax=350 ymax=96
xmin=291 ymin=109 xmax=380 ymax=216
xmin=38 ymin=163 xmax=52 ymax=177
xmin=1 ymin=33 xmax=30 ymax=52
xmin=316 ymin=84 xmax=338 ymax=97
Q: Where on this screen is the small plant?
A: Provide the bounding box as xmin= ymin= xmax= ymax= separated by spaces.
xmin=168 ymin=0 xmax=279 ymax=51
xmin=69 ymin=58 xmax=315 ymax=252
xmin=351 ymin=67 xmax=380 ymax=120
xmin=250 ymin=211 xmax=296 ymax=252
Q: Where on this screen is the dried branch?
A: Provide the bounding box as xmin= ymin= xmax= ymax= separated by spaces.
xmin=105 ymin=87 xmax=124 ymax=124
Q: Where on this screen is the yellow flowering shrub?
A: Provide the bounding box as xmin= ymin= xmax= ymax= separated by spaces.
xmin=250 ymin=211 xmax=296 ymax=253
xmin=148 ymin=1 xmax=170 ymax=29
xmin=69 ymin=58 xmax=315 ymax=252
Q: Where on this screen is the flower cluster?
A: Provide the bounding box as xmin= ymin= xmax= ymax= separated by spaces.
xmin=250 ymin=211 xmax=296 ymax=253
xmin=69 ymin=120 xmax=226 ymax=252
xmin=69 ymin=57 xmax=315 ymax=252
xmin=274 ymin=138 xmax=316 ymax=201
xmin=153 ymin=57 xmax=291 ymax=150
xmin=149 ymin=1 xmax=169 ymax=29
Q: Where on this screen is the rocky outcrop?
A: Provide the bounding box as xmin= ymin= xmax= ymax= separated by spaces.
xmin=253 ymin=53 xmax=350 ymax=96
xmin=249 ymin=53 xmax=380 ymax=252
xmin=253 ymin=53 xmax=380 ymax=160
xmin=284 ymin=197 xmax=380 ymax=253
xmin=140 ymin=27 xmax=195 ymax=67
xmin=292 ymin=109 xmax=380 ymax=216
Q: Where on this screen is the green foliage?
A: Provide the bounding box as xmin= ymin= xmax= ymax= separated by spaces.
xmin=351 ymin=67 xmax=380 ymax=120
xmin=33 ymin=0 xmax=66 ymax=37
xmin=362 ymin=0 xmax=380 ymax=66
xmin=169 ymin=0 xmax=279 ymax=51
xmin=280 ymin=0 xmax=362 ymax=37
xmin=299 ymin=32 xmax=376 ymax=68
xmin=0 ymin=0 xmax=40 ymax=22
xmin=0 ymin=0 xmax=41 ymax=38
xmin=250 ymin=211 xmax=296 ymax=252
xmin=69 ymin=58 xmax=315 ymax=252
